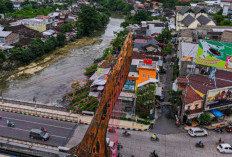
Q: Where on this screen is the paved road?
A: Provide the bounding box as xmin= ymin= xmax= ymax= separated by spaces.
xmin=116 ymin=129 xmax=232 ymax=157
xmin=0 ymin=111 xmax=77 ymax=146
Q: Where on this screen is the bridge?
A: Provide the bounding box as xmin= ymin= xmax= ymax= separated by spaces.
xmin=0 ymin=32 xmax=133 ymax=157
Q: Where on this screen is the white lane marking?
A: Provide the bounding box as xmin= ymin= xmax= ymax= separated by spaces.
xmin=0 ymin=125 xmax=67 ymax=139
xmin=1 ymin=116 xmax=74 ymax=130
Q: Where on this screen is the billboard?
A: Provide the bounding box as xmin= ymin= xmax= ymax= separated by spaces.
xmin=205 ymin=86 xmax=232 ymax=110
xmin=195 ymin=40 xmax=232 ymax=70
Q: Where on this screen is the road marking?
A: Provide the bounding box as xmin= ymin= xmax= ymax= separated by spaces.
xmin=1 ymin=116 xmax=74 ymax=130
xmin=0 ymin=125 xmax=67 ymax=139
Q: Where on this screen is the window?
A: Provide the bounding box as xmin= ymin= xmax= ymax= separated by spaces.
xmin=187 ymin=106 xmax=190 ymax=110
xmin=147 ymin=74 xmax=150 ymax=78
xmin=143 ymin=74 xmax=145 ymax=78
xmin=195 ymin=104 xmax=199 ymax=110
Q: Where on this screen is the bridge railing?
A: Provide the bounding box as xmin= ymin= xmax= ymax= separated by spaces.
xmin=1 ymin=97 xmax=66 ymax=111
xmin=0 ymin=135 xmax=58 ymax=150
xmin=0 ymin=104 xmax=79 ymax=123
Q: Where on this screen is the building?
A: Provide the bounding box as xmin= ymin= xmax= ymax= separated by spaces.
xmin=176 ymin=6 xmax=216 ymax=31
xmin=0 ymin=31 xmax=19 ymax=45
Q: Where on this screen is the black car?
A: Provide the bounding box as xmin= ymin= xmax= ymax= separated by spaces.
xmin=29 ymin=129 xmax=50 ymax=141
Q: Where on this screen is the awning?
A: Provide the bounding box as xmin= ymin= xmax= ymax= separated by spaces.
xmin=211 ymin=109 xmax=223 ymax=117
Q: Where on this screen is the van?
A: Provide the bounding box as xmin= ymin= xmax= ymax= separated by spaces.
xmin=188 ymin=127 xmax=208 ymax=137
xmin=29 ymin=129 xmax=50 ymax=141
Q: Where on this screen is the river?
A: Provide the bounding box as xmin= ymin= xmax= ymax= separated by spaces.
xmin=0 ymin=18 xmax=124 ymax=106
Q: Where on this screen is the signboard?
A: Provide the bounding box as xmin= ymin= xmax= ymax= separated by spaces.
xmin=205 ymin=86 xmax=232 ymax=110
xmin=195 ymin=40 xmax=232 ymax=70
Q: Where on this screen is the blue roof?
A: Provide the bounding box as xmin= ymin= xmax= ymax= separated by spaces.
xmin=211 ymin=109 xmax=223 ymax=117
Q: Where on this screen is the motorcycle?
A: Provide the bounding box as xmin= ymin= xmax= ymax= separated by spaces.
xmin=150 ymin=136 xmax=159 ymax=141
xmin=195 ymin=143 xmax=204 ymax=148
xmin=150 ymin=150 xmax=159 ymax=157
xmin=7 ymin=123 xmax=14 ymax=127
xmin=122 ymin=131 xmax=130 ymax=137
xmin=215 ymin=128 xmax=223 ymax=133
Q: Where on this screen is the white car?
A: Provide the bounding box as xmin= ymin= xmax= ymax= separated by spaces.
xmin=217 ymin=143 xmax=232 ymax=154
xmin=188 ymin=127 xmax=208 ymax=137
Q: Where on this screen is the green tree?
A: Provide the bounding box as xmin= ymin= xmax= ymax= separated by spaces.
xmin=213 ymin=14 xmax=224 ymax=24
xmin=168 ymin=89 xmax=182 ymax=110
xmin=219 ymin=20 xmax=232 ymax=26
xmin=199 ymin=112 xmax=212 ymax=125
xmin=28 ymin=38 xmax=45 ymax=57
xmin=156 ymin=28 xmax=172 ymax=44
xmin=0 ymin=50 xmax=7 ymax=61
xmin=61 ymin=23 xmax=73 ymax=33
xmin=172 ymin=58 xmax=179 ymax=80
xmin=163 ymin=43 xmax=173 ymax=55
xmin=56 ymin=33 xmax=66 ymax=46
xmin=44 ymin=38 xmax=56 ymax=53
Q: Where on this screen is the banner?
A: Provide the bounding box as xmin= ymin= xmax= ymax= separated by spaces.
xmin=195 ymin=40 xmax=232 ymax=70
xmin=205 ymin=86 xmax=232 ymax=110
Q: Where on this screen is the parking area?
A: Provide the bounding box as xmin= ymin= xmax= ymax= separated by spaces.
xmin=0 ymin=111 xmax=77 ymax=146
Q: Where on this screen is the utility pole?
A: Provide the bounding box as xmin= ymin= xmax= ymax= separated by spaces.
xmin=0 ymin=91 xmax=3 ymax=103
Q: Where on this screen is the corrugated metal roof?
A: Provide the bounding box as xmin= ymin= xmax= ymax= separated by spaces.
xmin=0 ymin=31 xmax=11 ymax=37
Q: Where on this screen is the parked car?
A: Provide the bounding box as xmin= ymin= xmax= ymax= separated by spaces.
xmin=188 ymin=127 xmax=208 ymax=137
xmin=226 ymin=126 xmax=232 ymax=133
xmin=217 ymin=143 xmax=232 ymax=154
xmin=29 ymin=129 xmax=50 ymax=141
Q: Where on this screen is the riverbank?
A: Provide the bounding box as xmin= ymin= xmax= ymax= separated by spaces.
xmin=6 ymin=37 xmax=102 ymax=81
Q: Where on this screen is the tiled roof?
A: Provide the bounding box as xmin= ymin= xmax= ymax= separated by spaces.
xmin=187 ymin=70 xmax=232 ymax=95
xmin=134 ymin=39 xmax=147 ymax=43
xmin=178 ymin=6 xmax=190 ymax=15
xmin=177 ymin=77 xmax=188 ymax=83
xmin=197 ymin=15 xmax=211 ymax=25
xmin=192 ymin=6 xmax=202 ymax=14
xmin=182 ymin=85 xmax=203 ymax=103
xmin=182 ymin=14 xmax=195 ymax=26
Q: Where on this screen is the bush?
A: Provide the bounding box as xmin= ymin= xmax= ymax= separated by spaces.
xmin=199 ymin=112 xmax=212 ymax=125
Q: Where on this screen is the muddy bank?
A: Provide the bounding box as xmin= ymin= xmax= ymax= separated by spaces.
xmin=7 ymin=37 xmax=102 ymax=81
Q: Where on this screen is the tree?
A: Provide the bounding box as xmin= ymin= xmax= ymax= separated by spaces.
xmin=156 ymin=28 xmax=172 ymax=44
xmin=56 ymin=33 xmax=66 ymax=46
xmin=172 ymin=58 xmax=179 ymax=80
xmin=28 ymin=38 xmax=45 ymax=57
xmin=61 ymin=23 xmax=73 ymax=33
xmin=162 ymin=43 xmax=172 ymax=55
xmin=199 ymin=112 xmax=212 ymax=125
xmin=213 ymin=14 xmax=224 ymax=24
xmin=44 ymin=38 xmax=56 ymax=53
xmin=168 ymin=89 xmax=182 ymax=109
xmin=0 ymin=50 xmax=7 ymax=61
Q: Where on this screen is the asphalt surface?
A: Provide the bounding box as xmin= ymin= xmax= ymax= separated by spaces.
xmin=0 ymin=111 xmax=77 ymax=146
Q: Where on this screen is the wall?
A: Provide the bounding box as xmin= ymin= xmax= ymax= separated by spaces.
xmin=188 ymin=20 xmax=200 ymax=29
xmin=136 ymin=68 xmax=156 ymax=86
xmin=26 ymin=24 xmax=46 ymax=32
xmin=206 ymin=20 xmax=216 ymax=26
xmin=184 ymin=101 xmax=203 ymax=111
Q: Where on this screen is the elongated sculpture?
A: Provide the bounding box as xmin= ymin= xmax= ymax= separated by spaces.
xmin=69 ymin=31 xmax=133 ymax=157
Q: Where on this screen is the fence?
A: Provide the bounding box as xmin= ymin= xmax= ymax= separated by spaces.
xmin=1 ymin=97 xmax=66 ymax=111
xmin=0 ymin=135 xmax=58 ymax=151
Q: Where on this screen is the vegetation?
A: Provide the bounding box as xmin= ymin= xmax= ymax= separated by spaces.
xmin=199 ymin=112 xmax=212 ymax=125
xmin=76 ymin=6 xmax=110 ymax=36
xmin=121 ymin=10 xmax=153 ymax=28
xmin=172 ymin=58 xmax=179 ymax=81
xmin=162 ymin=43 xmax=173 ymax=55
xmin=61 ymin=23 xmax=73 ymax=33
xmin=156 ymin=28 xmax=172 ymax=44
xmin=213 ymin=10 xmax=232 ymax=26
xmin=0 ymin=0 xmax=13 ymax=14
xmin=136 ymin=84 xmax=156 ymax=120
xmin=168 ymin=89 xmax=182 ymax=115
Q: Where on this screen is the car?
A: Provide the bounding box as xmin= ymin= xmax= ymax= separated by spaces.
xmin=217 ymin=143 xmax=232 ymax=154
xmin=29 ymin=129 xmax=50 ymax=141
xmin=226 ymin=126 xmax=232 ymax=133
xmin=188 ymin=127 xmax=208 ymax=137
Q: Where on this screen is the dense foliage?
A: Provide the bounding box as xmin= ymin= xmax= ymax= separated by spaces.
xmin=136 ymin=84 xmax=156 ymax=119
xmin=172 ymin=58 xmax=179 ymax=81
xmin=0 ymin=0 xmax=13 ymax=14
xmin=77 ymin=6 xmax=110 ymax=36
xmin=199 ymin=112 xmax=212 ymax=125
xmin=156 ymin=28 xmax=172 ymax=44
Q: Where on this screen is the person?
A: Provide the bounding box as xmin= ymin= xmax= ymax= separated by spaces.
xmin=6 ymin=119 xmax=9 ymax=125
xmin=41 ymin=127 xmax=47 ymax=132
xmin=198 ymin=141 xmax=202 ymax=145
xmin=219 ymin=138 xmax=222 ymax=144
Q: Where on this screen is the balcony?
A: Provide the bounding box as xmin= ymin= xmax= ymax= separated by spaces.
xmin=185 ymin=108 xmax=203 ymax=115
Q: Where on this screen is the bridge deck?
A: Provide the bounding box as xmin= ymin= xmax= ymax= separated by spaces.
xmin=0 ymin=111 xmax=77 ymax=147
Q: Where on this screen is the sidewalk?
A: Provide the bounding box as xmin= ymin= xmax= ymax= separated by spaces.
xmin=0 ymin=102 xmax=149 ymax=131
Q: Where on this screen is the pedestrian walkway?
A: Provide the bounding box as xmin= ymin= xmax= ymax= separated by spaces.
xmin=0 ymin=102 xmax=149 ymax=131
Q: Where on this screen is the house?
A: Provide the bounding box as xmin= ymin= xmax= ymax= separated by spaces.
xmin=177 ymin=42 xmax=198 ymax=76
xmin=221 ymin=30 xmax=232 ymax=43
xmin=0 ymin=31 xmax=19 ymax=45
xmin=135 ymin=4 xmax=145 ymax=10
xmin=176 ymin=69 xmax=232 ymax=122
xmin=219 ymin=0 xmax=232 ymax=7
xmin=134 ymin=39 xmax=159 ymax=50
xmin=89 ymin=68 xmax=111 ymax=98
xmin=176 ymin=6 xmax=216 ymax=31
